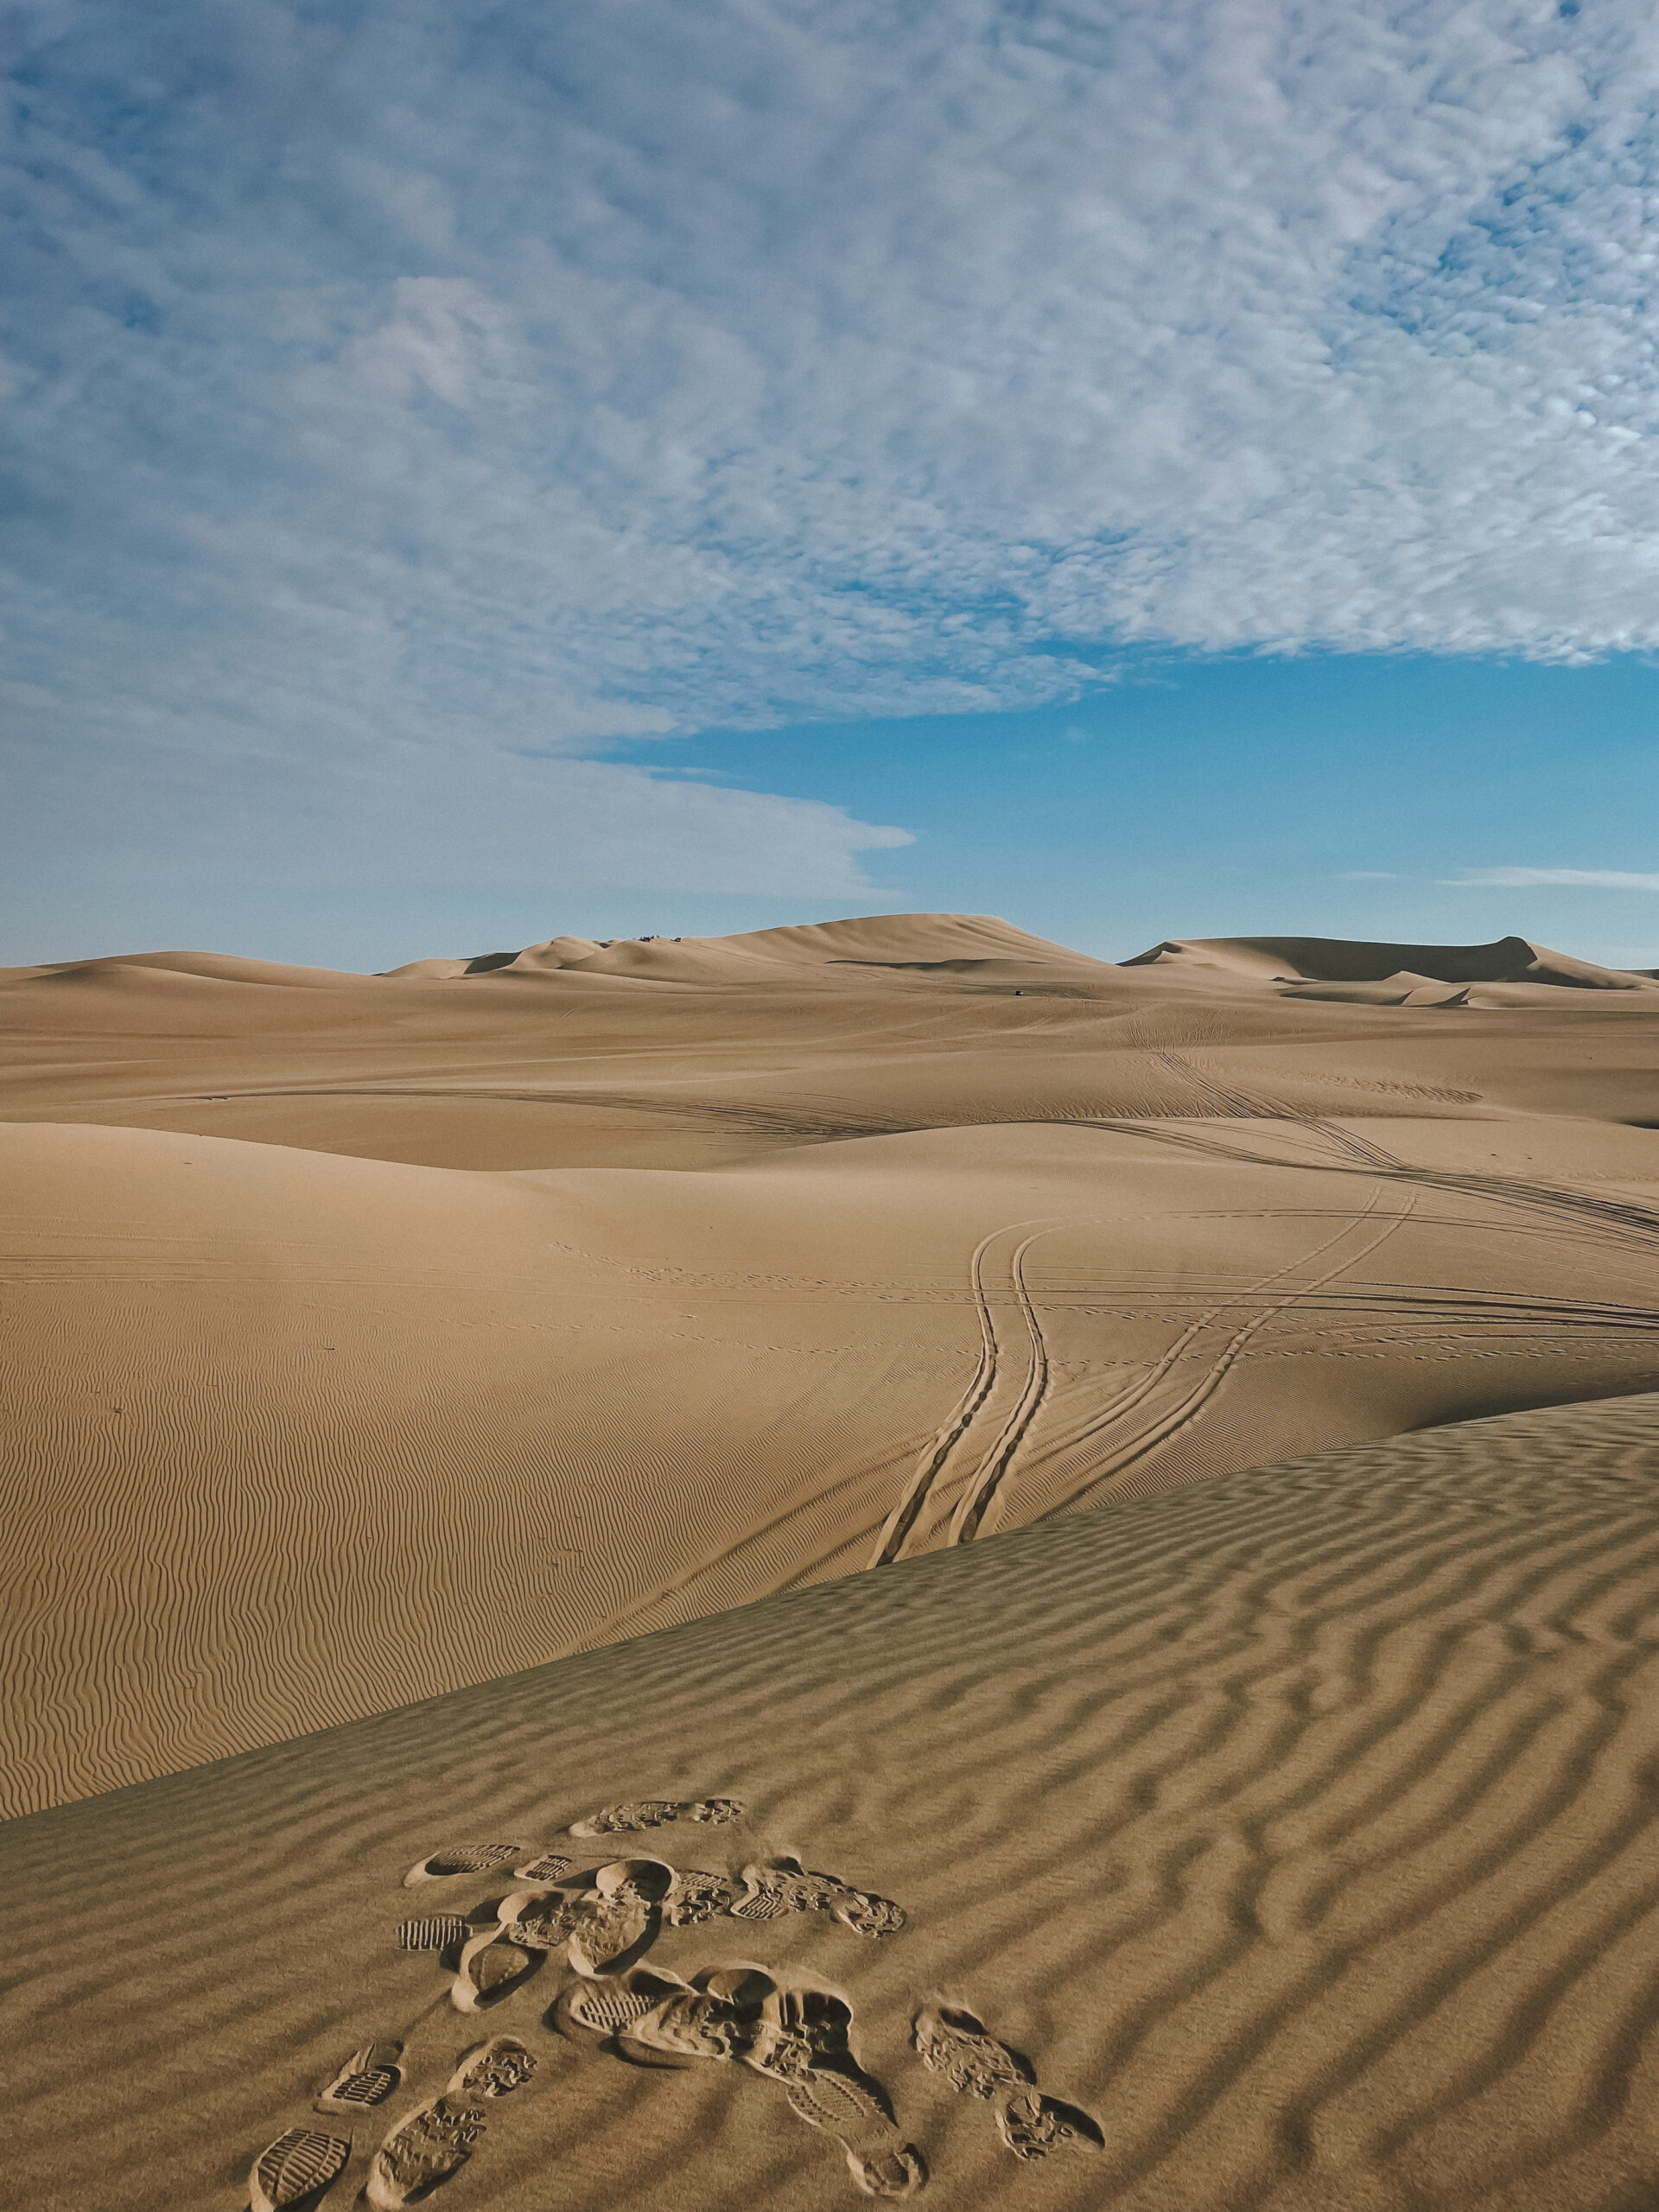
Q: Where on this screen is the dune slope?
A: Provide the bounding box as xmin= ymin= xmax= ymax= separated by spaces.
xmin=7 ymin=915 xmax=1659 ymax=1816
xmin=10 ymin=1099 xmax=1659 ymax=1817
xmin=6 ymin=1390 xmax=1659 ymax=2212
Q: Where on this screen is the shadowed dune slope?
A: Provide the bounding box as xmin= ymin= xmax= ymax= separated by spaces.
xmin=1124 ymin=932 xmax=1657 ymax=993
xmin=6 ymin=1391 xmax=1659 ymax=2212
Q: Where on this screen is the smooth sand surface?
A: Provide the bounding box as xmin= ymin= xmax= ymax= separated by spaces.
xmin=7 ymin=916 xmax=1659 ymax=1820
xmin=6 ymin=1391 xmax=1659 ymax=2212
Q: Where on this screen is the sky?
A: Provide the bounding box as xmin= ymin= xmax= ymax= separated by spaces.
xmin=6 ymin=0 xmax=1659 ymax=969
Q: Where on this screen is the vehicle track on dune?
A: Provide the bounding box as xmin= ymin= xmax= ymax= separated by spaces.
xmin=879 ymin=1181 xmax=1421 ymax=1561
xmin=870 ymin=1221 xmax=1056 ymax=1567
xmin=946 ymin=1232 xmax=1055 ymax=1546
xmin=1026 ymin=1189 xmax=1420 ymax=1517
xmin=1084 ymin=1104 xmax=1659 ymax=1274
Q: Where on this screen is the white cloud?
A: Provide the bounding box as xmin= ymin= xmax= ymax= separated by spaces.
xmin=8 ymin=1 xmax=1659 ymax=888
xmin=1338 ymin=871 xmax=1400 ymax=880
xmin=1446 ymin=868 xmax=1659 ymax=889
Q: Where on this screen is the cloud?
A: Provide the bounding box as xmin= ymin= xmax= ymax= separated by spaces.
xmin=3 ymin=720 xmax=911 ymax=899
xmin=1338 ymin=871 xmax=1399 ymax=880
xmin=8 ymin=1 xmax=1659 ymax=888
xmin=1446 ymin=868 xmax=1659 ymax=890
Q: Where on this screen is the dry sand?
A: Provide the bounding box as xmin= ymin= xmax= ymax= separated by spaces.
xmin=7 ymin=1393 xmax=1659 ymax=2212
xmin=5 ymin=912 xmax=1659 ymax=2209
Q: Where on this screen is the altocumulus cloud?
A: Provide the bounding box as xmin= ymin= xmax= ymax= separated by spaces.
xmin=7 ymin=0 xmax=1659 ymax=890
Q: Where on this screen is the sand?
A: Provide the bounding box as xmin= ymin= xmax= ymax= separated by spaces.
xmin=5 ymin=912 xmax=1659 ymax=2209
xmin=7 ymin=1391 xmax=1659 ymax=2212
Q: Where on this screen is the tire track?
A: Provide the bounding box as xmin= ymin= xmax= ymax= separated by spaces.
xmin=870 ymin=1221 xmax=1052 ymax=1566
xmin=1034 ymin=1189 xmax=1418 ymax=1510
xmin=947 ymin=1232 xmax=1056 ymax=1545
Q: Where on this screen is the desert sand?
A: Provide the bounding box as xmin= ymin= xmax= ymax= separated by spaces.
xmin=5 ymin=913 xmax=1659 ymax=2210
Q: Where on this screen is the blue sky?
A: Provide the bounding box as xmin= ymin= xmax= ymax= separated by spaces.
xmin=7 ymin=1 xmax=1659 ymax=968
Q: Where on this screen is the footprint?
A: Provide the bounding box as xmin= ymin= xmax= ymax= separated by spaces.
xmin=743 ymin=1976 xmax=925 ymax=2199
xmin=398 ymin=1914 xmax=467 ymax=1953
xmin=497 ymin=1884 xmax=585 ymax=1953
xmin=365 ymin=2098 xmax=483 ymax=2209
xmin=569 ymin=1796 xmax=744 ymax=1837
xmin=366 ymin=2040 xmax=535 ymax=2209
xmin=610 ymin=1964 xmax=764 ymax=2069
xmin=731 ymin=1855 xmax=906 ymax=1938
xmin=404 ymin=1844 xmax=526 ymax=1888
xmin=315 ymin=2041 xmax=404 ymax=2114
xmin=551 ymin=1966 xmax=701 ymax=2055
xmin=450 ymin=1929 xmax=537 ymax=2012
xmin=912 ymin=2005 xmax=1100 ymax=2163
xmin=565 ymin=1859 xmax=674 ymax=1977
xmin=248 ymin=2126 xmax=352 ymax=2212
xmin=663 ymin=1868 xmax=744 ymax=1925
xmin=448 ymin=2036 xmax=537 ymax=2100
xmin=911 ymin=2005 xmax=1031 ymax=2100
xmin=596 ymin=1964 xmax=925 ymax=2196
xmin=512 ymin=1851 xmax=575 ymax=1884
xmin=996 ymin=2088 xmax=1105 ymax=2162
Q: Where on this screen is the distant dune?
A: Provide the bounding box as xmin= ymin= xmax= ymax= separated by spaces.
xmin=1125 ymin=931 xmax=1659 ymax=1001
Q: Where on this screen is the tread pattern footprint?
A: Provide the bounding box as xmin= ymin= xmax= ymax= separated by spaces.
xmin=315 ymin=2041 xmax=403 ymax=2114
xmin=398 ymin=1915 xmax=465 ymax=1952
xmin=912 ymin=2004 xmax=1102 ymax=2164
xmin=664 ymin=1867 xmax=745 ymax=1923
xmin=569 ymin=1796 xmax=744 ymax=1836
xmin=497 ymin=1885 xmax=585 ymax=1952
xmin=366 ymin=2038 xmax=534 ymax=2210
xmin=732 ymin=1854 xmax=906 ymax=1937
xmin=555 ymin=1963 xmax=925 ymax=2197
xmin=248 ymin=2126 xmax=352 ymax=2212
xmin=512 ymin=1852 xmax=574 ymax=1883
xmin=404 ymin=1844 xmax=525 ymax=1887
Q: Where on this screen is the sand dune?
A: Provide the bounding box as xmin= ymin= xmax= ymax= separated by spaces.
xmin=9 ymin=1103 xmax=1659 ymax=1818
xmin=8 ymin=914 xmax=1659 ymax=1821
xmin=1124 ymin=931 xmax=1659 ymax=994
xmin=6 ymin=1389 xmax=1659 ymax=2212
xmin=8 ymin=911 xmax=1659 ymax=2209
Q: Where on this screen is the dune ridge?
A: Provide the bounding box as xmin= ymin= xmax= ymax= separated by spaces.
xmin=6 ymin=1389 xmax=1659 ymax=2211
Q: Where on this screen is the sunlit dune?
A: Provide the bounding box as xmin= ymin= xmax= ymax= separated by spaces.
xmin=6 ymin=914 xmax=1659 ymax=2212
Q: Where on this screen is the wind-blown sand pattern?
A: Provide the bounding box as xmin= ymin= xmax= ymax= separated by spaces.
xmin=5 ymin=1389 xmax=1659 ymax=2210
xmin=6 ymin=914 xmax=1659 ymax=2207
xmin=8 ymin=917 xmax=1659 ymax=1816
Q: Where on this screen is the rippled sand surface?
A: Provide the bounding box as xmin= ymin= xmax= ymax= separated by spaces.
xmin=7 ymin=1391 xmax=1659 ymax=2212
